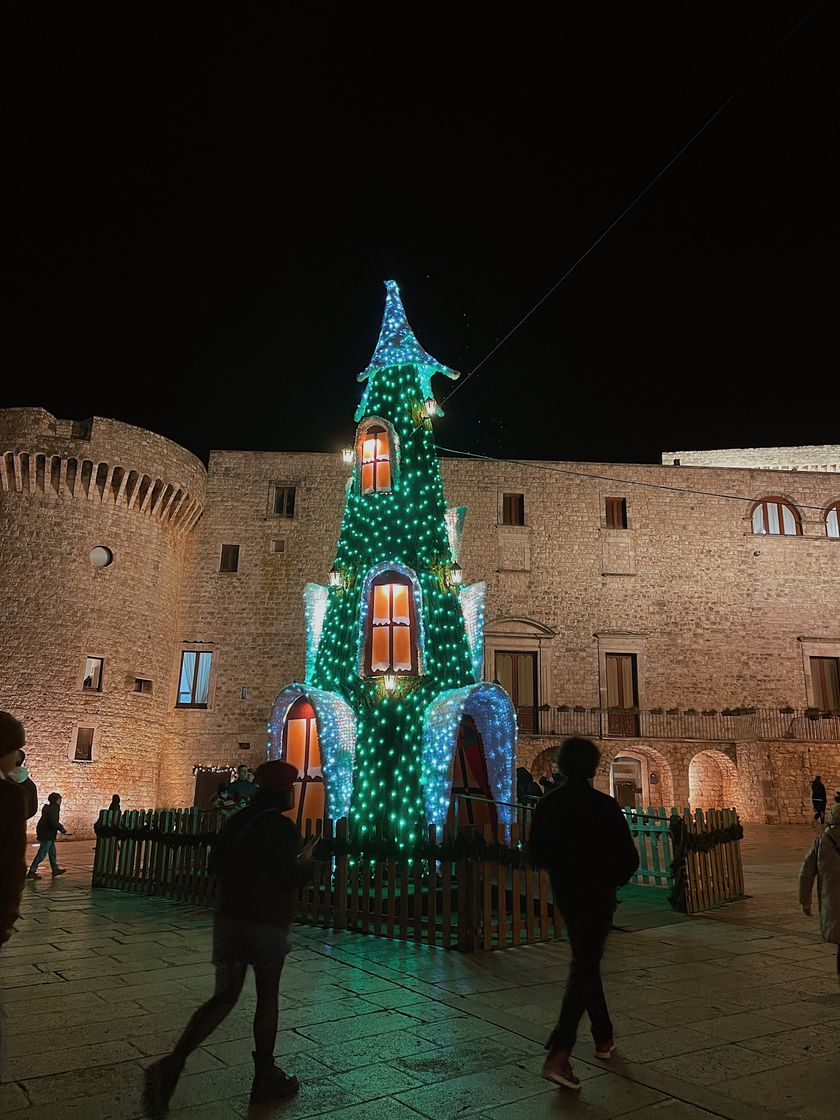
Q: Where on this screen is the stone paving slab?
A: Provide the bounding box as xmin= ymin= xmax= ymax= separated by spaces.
xmin=0 ymin=826 xmax=836 ymax=1119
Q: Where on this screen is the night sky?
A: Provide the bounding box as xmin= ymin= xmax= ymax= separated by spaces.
xmin=4 ymin=3 xmax=834 ymax=467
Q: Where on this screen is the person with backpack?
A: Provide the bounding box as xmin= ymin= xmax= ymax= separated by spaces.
xmin=143 ymin=759 xmax=317 ymax=1115
xmin=800 ymin=813 xmax=840 ymax=974
xmin=26 ymin=792 xmax=68 ymax=879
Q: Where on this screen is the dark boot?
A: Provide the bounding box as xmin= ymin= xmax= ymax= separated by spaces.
xmin=142 ymin=1053 xmax=184 ymax=1117
xmin=250 ymin=1051 xmax=300 ymax=1102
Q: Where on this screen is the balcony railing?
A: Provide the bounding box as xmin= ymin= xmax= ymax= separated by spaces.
xmin=527 ymin=706 xmax=840 ymax=742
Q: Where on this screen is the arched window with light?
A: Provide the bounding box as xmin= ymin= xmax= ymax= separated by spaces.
xmin=366 ymin=571 xmax=418 ymax=676
xmin=357 ymin=419 xmax=395 ymax=494
xmin=825 ymin=502 xmax=840 ymax=539
xmin=282 ymin=696 xmax=325 ymax=829
xmin=750 ymin=497 xmax=802 ymax=536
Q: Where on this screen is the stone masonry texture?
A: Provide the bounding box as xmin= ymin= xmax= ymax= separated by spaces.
xmin=1 ymin=408 xmax=838 ymax=832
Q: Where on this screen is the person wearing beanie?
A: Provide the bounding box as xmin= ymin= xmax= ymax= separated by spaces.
xmin=529 ymin=737 xmax=640 ymax=1091
xmin=144 ymin=759 xmax=317 ymax=1115
xmin=0 ymin=711 xmax=28 ymax=949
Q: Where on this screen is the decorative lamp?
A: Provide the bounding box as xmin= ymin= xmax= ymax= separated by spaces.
xmin=450 ymin=562 xmax=462 ymax=586
xmin=329 ymin=565 xmax=341 ymax=588
xmin=383 ymin=672 xmax=397 ymax=693
xmin=341 ymin=447 xmax=355 ymax=465
xmin=422 ymin=398 xmax=437 ymax=419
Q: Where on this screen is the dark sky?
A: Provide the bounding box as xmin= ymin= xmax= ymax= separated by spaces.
xmin=4 ymin=3 xmax=835 ymax=466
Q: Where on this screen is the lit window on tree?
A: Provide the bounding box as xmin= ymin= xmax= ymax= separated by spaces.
xmin=367 ymin=574 xmax=416 ymax=674
xmin=359 ymin=424 xmax=391 ymax=493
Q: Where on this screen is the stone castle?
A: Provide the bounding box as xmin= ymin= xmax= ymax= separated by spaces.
xmin=1 ymin=404 xmax=838 ymax=834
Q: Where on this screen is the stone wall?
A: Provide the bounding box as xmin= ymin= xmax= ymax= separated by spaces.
xmin=661 ymin=445 xmax=840 ymax=472
xmin=0 ymin=409 xmax=205 ymax=835
xmin=3 ymin=411 xmax=839 ymax=828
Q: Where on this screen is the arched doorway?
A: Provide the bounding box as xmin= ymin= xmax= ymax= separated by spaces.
xmin=688 ymin=749 xmax=740 ymax=813
xmin=282 ymin=697 xmax=326 ymax=830
xmin=609 ymin=745 xmax=674 ymax=809
xmin=446 ymin=716 xmax=498 ymax=832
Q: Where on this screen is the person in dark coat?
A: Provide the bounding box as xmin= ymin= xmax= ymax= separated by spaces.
xmin=27 ymin=793 xmax=68 ymax=879
xmin=0 ymin=712 xmax=27 ymax=951
xmin=143 ymin=759 xmax=317 ymax=1115
xmin=812 ymin=775 xmax=828 ymax=824
xmin=529 ymin=737 xmax=640 ymax=1091
xmin=229 ymin=764 xmax=258 ymax=802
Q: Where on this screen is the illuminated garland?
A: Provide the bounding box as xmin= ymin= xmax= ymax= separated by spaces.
xmin=303 ymin=583 xmax=330 ymax=683
xmin=355 ymin=280 xmax=459 ymax=418
xmin=458 ymin=582 xmax=486 ymax=683
xmin=445 ymin=506 xmax=467 ymax=562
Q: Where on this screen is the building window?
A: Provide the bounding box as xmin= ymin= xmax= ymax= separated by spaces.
xmin=272 ymin=486 xmax=296 ymax=518
xmin=219 ymin=544 xmax=239 ymax=573
xmin=495 ymin=651 xmax=537 ymax=733
xmin=238 ymin=741 xmax=251 ymax=751
xmin=83 ymin=657 xmax=104 ymax=691
xmin=177 ymin=650 xmax=212 ymax=708
xmin=283 ymin=697 xmax=325 ymax=829
xmin=271 ymin=538 xmax=286 ymax=554
xmin=502 ymin=493 xmax=525 ymax=526
xmin=366 ymin=573 xmax=417 ymax=675
xmin=74 ymin=727 xmax=95 ymax=762
xmin=826 ymin=503 xmax=840 ymax=539
xmin=605 ymin=497 xmax=628 ymax=529
xmin=359 ymin=424 xmax=392 ymax=494
xmin=751 ymin=498 xmax=801 ymax=536
xmin=133 ymin=677 xmax=153 ymax=695
xmin=811 ymin=657 xmax=840 ymax=710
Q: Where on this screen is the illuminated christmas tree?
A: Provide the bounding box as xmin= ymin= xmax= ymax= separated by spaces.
xmin=269 ymin=281 xmax=516 ymax=842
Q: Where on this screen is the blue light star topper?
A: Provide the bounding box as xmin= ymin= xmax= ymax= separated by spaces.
xmin=356 ymin=280 xmax=459 ymax=418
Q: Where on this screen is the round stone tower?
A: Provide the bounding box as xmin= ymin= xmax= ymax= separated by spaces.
xmin=0 ymin=408 xmax=206 ymax=834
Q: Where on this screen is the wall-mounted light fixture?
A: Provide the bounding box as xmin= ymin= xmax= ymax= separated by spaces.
xmin=422 ymin=398 xmax=437 ymax=419
xmin=449 ymin=562 xmax=463 ymax=587
xmin=383 ymin=672 xmax=397 ymax=693
xmin=329 ymin=564 xmax=342 ymax=588
xmin=341 ymin=447 xmax=354 ymax=465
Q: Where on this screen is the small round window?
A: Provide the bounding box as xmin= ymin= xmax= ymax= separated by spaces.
xmin=89 ymin=546 xmax=114 ymax=568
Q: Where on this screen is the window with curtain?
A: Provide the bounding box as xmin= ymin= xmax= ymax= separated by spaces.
xmin=177 ymin=650 xmax=213 ymax=707
xmin=825 ymin=503 xmax=840 ymax=539
xmin=751 ymin=498 xmax=801 ymax=536
xmin=359 ymin=424 xmax=392 ymax=494
xmin=366 ymin=574 xmax=416 ymax=674
xmin=810 ymin=657 xmax=840 ymax=710
xmin=605 ymin=497 xmax=628 ymax=529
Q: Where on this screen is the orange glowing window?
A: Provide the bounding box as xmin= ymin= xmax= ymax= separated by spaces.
xmin=282 ymin=697 xmax=325 ymax=830
xmin=359 ymin=425 xmax=392 ymax=493
xmin=366 ymin=575 xmax=417 ymax=675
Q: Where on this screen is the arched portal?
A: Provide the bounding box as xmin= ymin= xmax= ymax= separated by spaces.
xmin=688 ymin=749 xmax=740 ymax=812
xmin=446 ymin=716 xmax=498 ymax=831
xmin=283 ymin=697 xmax=326 ymax=830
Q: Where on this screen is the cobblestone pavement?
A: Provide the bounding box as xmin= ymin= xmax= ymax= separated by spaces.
xmin=0 ymin=825 xmax=836 ymax=1120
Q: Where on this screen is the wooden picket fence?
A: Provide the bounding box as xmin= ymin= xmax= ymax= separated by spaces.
xmin=91 ymin=810 xmax=560 ymax=951
xmin=673 ymin=806 xmax=745 ymax=914
xmin=91 ymin=802 xmax=745 ymax=951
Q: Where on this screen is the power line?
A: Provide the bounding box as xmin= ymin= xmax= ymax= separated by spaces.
xmin=435 ymin=0 xmax=823 ymax=414
xmin=434 ymin=443 xmax=839 ymax=516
